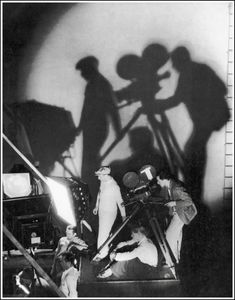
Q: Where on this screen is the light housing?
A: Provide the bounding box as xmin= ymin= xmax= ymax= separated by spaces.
xmin=3 ymin=173 xmax=32 ymax=198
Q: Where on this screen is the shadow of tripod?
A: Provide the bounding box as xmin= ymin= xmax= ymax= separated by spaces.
xmin=91 ymin=197 xmax=178 ymax=279
xmin=99 ymin=106 xmax=184 ymax=178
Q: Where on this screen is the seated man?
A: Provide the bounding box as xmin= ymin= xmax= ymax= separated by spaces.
xmin=60 ymin=252 xmax=80 ymax=298
xmin=50 ymin=225 xmax=88 ymax=285
xmin=97 ymin=225 xmax=158 ymax=279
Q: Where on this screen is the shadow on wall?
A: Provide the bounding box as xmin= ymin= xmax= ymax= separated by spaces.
xmin=3 ymin=39 xmax=230 ymax=206
xmin=75 ymin=56 xmax=122 ymax=201
xmin=149 ymin=46 xmax=230 ymax=202
xmin=3 ymin=100 xmax=78 ymax=175
xmin=115 ymin=44 xmax=185 ymax=179
xmin=110 ymin=126 xmax=167 ymax=188
xmin=114 ymin=44 xmax=230 ymax=204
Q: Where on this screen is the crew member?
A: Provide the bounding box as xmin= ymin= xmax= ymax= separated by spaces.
xmin=93 ymin=166 xmax=126 ymax=260
xmin=97 ymin=225 xmax=158 ymax=279
xmin=60 ymin=252 xmax=80 ymax=298
xmin=156 ymin=170 xmax=197 ymax=264
xmin=50 ymin=225 xmax=87 ymax=285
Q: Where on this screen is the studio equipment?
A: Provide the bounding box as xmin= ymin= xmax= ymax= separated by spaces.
xmin=3 ymin=173 xmax=32 ymax=198
xmin=2 ymin=134 xmax=90 ymax=249
xmin=92 ymin=165 xmax=178 ymax=278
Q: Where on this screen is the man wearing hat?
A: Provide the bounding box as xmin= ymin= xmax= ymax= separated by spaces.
xmin=93 ymin=166 xmax=126 ymax=260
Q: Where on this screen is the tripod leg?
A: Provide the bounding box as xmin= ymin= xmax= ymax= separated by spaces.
xmin=29 ymin=248 xmax=43 ymax=288
xmin=91 ymin=204 xmax=140 ymax=262
xmin=161 ymin=113 xmax=185 ymax=169
xmin=99 ymin=258 xmax=116 ymax=274
xmin=34 ymin=268 xmax=43 ymax=287
xmin=145 ymin=209 xmax=178 ymax=279
xmin=99 ymin=108 xmax=142 ymax=163
xmin=147 ymin=115 xmax=175 ymax=174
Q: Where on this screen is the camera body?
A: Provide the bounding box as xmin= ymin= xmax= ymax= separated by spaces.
xmin=122 ymin=165 xmax=161 ymax=205
xmin=115 ymin=82 xmax=143 ymax=105
xmin=125 ymin=178 xmax=160 ymax=204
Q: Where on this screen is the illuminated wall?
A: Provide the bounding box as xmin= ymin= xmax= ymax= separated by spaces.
xmin=3 ymin=2 xmax=232 ymax=210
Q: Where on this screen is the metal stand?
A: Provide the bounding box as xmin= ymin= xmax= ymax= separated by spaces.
xmin=92 ymin=204 xmax=140 ymax=261
xmin=99 ymin=107 xmax=142 ymax=162
xmin=144 ymin=207 xmax=177 ymax=278
xmin=92 ymin=200 xmax=178 ymax=279
xmin=29 ymin=247 xmax=43 ymax=288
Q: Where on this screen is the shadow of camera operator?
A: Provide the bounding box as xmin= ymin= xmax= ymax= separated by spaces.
xmin=151 ymin=47 xmax=231 ymax=296
xmin=153 ymin=46 xmax=230 ymax=202
xmin=115 ymin=44 xmax=182 ymax=176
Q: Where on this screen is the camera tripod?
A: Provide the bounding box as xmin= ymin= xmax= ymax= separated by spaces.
xmin=99 ymin=106 xmax=184 ymax=178
xmin=91 ymin=199 xmax=178 ymax=279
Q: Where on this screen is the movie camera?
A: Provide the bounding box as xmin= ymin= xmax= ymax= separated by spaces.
xmin=115 ymin=72 xmax=170 ymax=106
xmin=122 ymin=165 xmax=162 ymax=205
xmin=92 ymin=164 xmax=178 ymax=278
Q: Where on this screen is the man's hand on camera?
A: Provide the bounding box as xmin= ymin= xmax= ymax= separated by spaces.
xmin=165 ymin=201 xmax=176 ymax=207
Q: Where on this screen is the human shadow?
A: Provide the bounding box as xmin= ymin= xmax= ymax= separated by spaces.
xmin=153 ymin=46 xmax=230 ymax=202
xmin=110 ymin=126 xmax=167 ymax=187
xmin=113 ymin=45 xmax=231 ymax=296
xmin=75 ymin=56 xmax=122 ymax=201
xmin=114 ymin=44 xmax=184 ymax=178
xmin=145 ymin=46 xmax=231 ymax=295
xmin=108 ymin=126 xmax=166 ymax=242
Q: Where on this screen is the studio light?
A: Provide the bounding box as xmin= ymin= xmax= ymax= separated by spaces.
xmin=46 ymin=177 xmax=76 ymax=226
xmin=3 ymin=173 xmax=32 ymax=198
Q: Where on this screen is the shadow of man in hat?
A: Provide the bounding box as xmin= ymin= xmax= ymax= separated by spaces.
xmin=75 ymin=56 xmax=122 ymax=201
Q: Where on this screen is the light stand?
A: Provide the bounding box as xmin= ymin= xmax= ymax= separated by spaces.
xmin=28 ymin=246 xmax=43 ymax=289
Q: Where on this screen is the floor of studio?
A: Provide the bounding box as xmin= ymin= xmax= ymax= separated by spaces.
xmin=2 ymin=250 xmax=182 ymax=297
xmin=2 ymin=208 xmax=233 ymax=298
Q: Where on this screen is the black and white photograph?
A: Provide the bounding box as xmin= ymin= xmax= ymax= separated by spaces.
xmin=1 ymin=1 xmax=234 ymax=298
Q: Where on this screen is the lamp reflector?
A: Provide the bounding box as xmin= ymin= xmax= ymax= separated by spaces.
xmin=3 ymin=173 xmax=32 ymax=198
xmin=46 ymin=177 xmax=76 ymax=226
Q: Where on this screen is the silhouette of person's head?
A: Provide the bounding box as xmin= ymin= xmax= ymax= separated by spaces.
xmin=142 ymin=43 xmax=169 ymax=73
xmin=116 ymin=54 xmax=143 ymax=81
xmin=129 ymin=126 xmax=154 ymax=153
xmin=171 ymin=46 xmax=191 ymax=71
xmin=75 ymin=56 xmax=99 ymax=81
